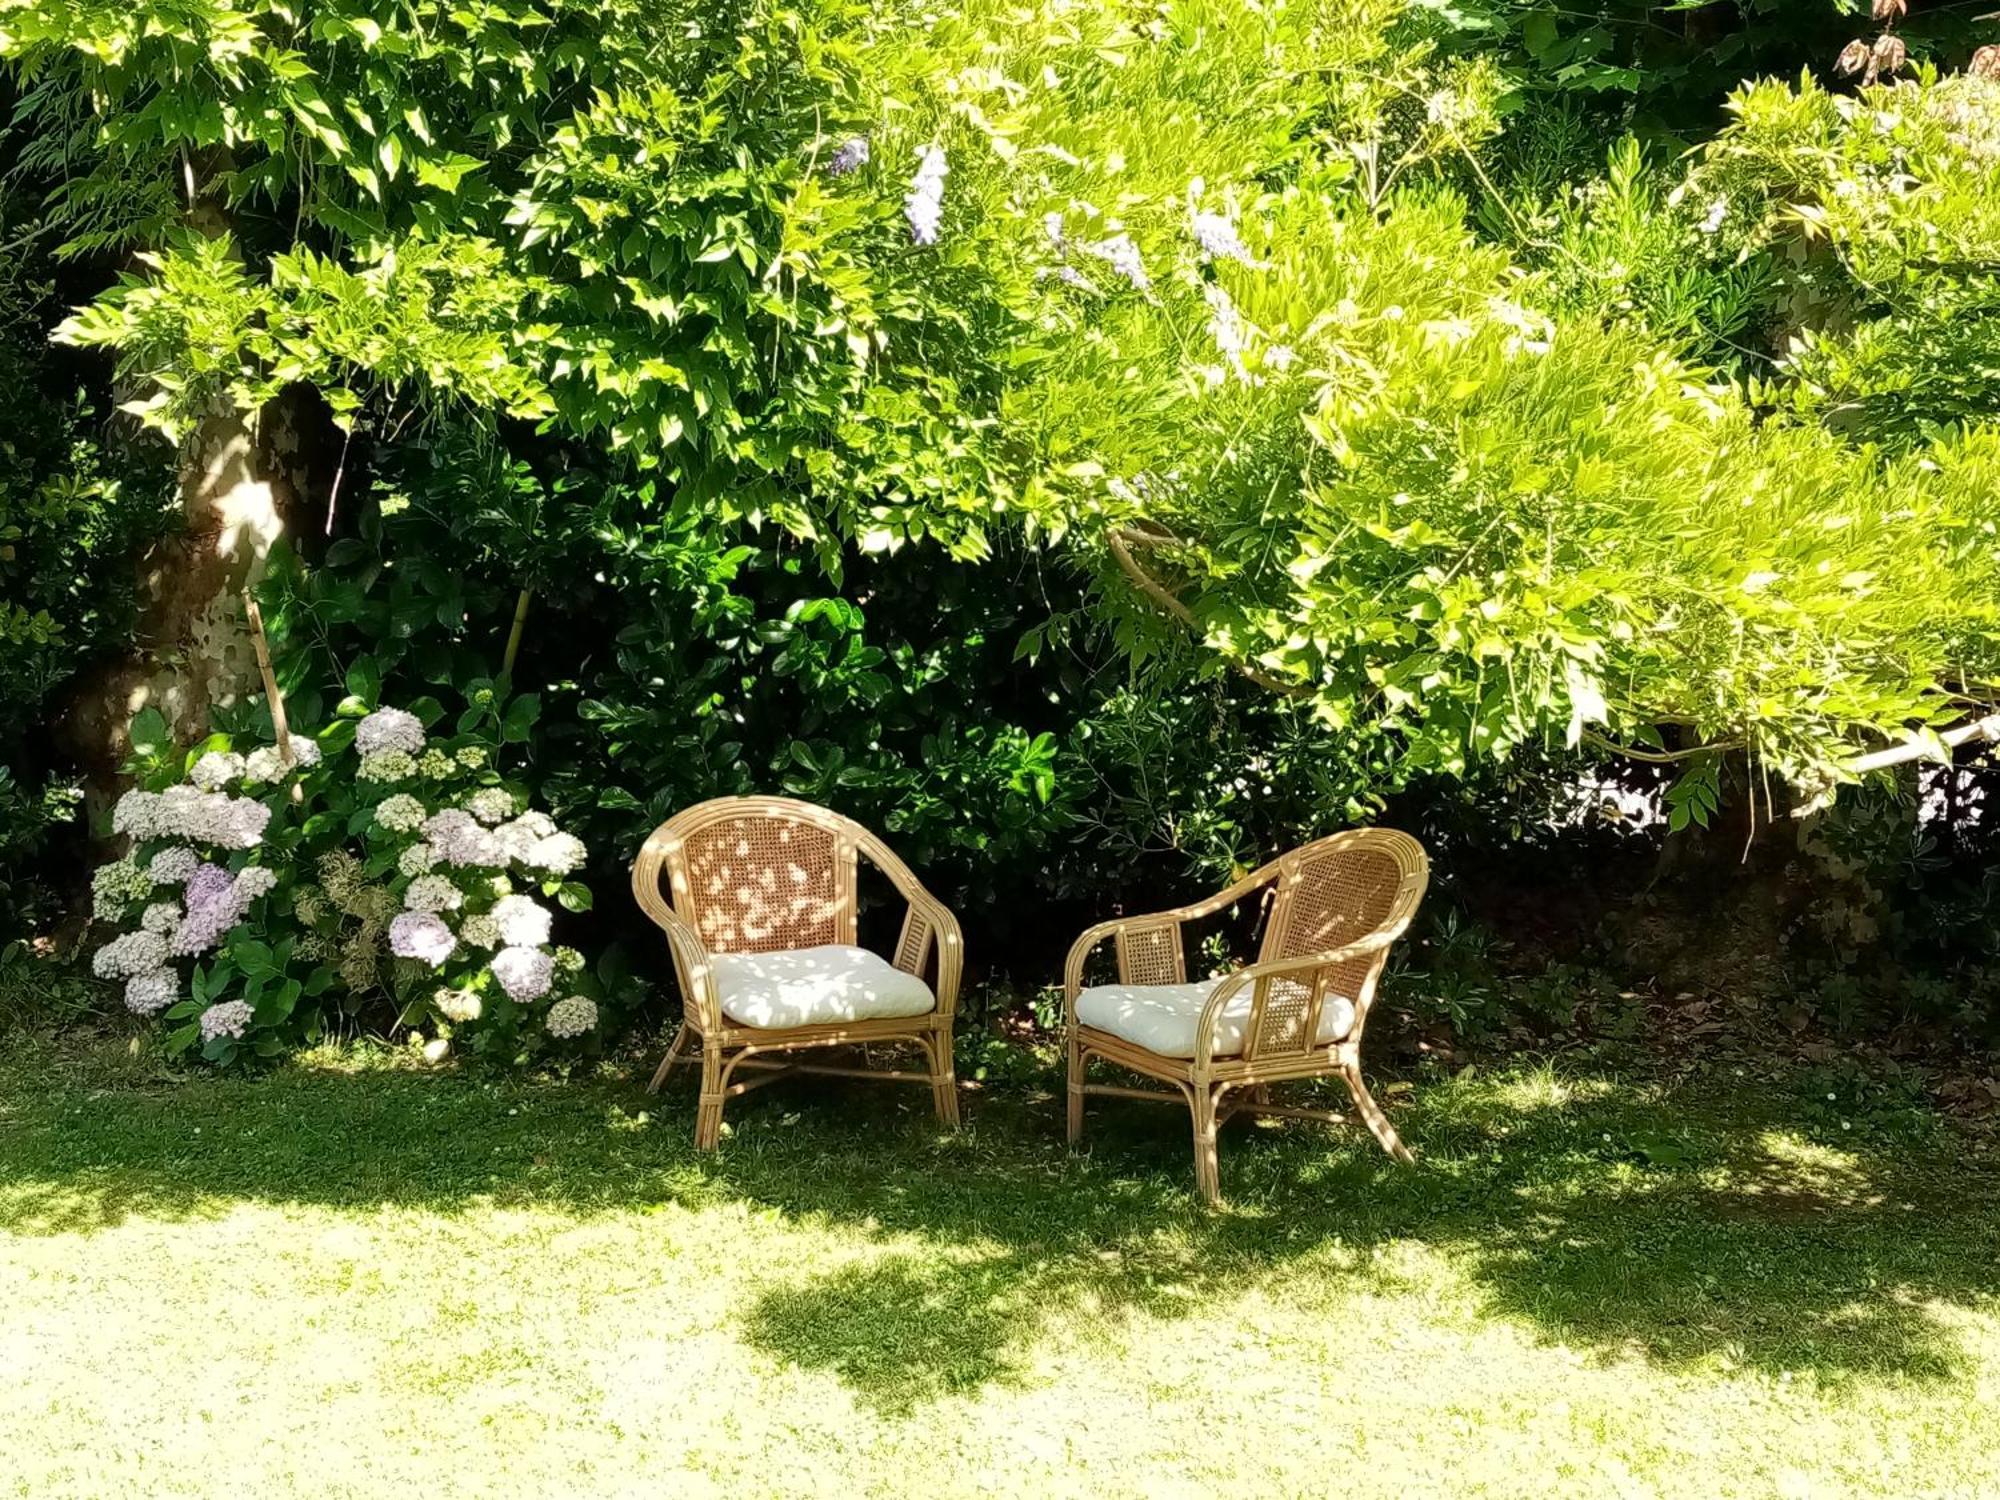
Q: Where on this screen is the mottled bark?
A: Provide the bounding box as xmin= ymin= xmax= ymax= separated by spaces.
xmin=58 ymin=389 xmax=320 ymax=782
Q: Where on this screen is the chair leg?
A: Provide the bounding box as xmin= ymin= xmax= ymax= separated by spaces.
xmin=1344 ymin=1063 xmax=1415 ymax=1165
xmin=693 ymin=1042 xmax=726 ymax=1151
xmin=647 ymin=1022 xmax=692 ymax=1094
xmin=928 ymin=1028 xmax=960 ymax=1127
xmin=1066 ymin=1032 xmax=1085 ymax=1145
xmin=1190 ymin=1085 xmax=1223 ymax=1205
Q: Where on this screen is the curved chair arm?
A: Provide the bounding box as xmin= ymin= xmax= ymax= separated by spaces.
xmin=1192 ymin=925 xmax=1409 ymax=1069
xmin=1060 ymin=863 xmax=1285 ymax=1024
xmin=856 ymin=832 xmax=964 ymax=1018
xmin=630 ymin=833 xmax=722 ymax=1033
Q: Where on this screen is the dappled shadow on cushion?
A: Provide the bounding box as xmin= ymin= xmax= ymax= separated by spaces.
xmin=1 ymin=1034 xmax=1995 ymax=1408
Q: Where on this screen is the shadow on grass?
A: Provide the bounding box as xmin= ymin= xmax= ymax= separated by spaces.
xmin=1 ymin=1032 xmax=1995 ymax=1411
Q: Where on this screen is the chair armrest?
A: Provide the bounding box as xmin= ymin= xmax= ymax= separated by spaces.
xmin=1192 ymin=927 xmax=1408 ymax=1067
xmin=630 ymin=833 xmax=721 ymax=1032
xmin=1062 ymin=865 xmax=1283 ymax=1023
xmin=649 ymin=902 xmax=723 ymax=1034
xmin=856 ymin=834 xmax=963 ymax=1018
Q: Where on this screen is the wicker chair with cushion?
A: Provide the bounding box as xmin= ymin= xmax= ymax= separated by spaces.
xmin=1063 ymin=828 xmax=1429 ymax=1202
xmin=632 ymin=795 xmax=964 ymax=1147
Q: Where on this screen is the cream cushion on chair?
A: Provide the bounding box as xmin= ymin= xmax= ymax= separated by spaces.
xmin=1075 ymin=978 xmax=1356 ymax=1058
xmin=711 ymin=944 xmax=935 ymax=1029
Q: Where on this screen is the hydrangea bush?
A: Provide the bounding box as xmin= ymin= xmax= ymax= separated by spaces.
xmin=90 ymin=686 xmax=627 ymax=1066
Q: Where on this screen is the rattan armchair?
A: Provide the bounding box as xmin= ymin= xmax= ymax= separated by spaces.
xmin=632 ymin=795 xmax=963 ymax=1148
xmin=1063 ymin=828 xmax=1429 ymax=1203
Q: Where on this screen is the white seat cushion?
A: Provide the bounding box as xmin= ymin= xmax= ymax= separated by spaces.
xmin=1076 ymin=977 xmax=1356 ymax=1058
xmin=711 ymin=944 xmax=935 ymax=1030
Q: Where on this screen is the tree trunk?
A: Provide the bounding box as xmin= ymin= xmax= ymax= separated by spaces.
xmin=58 ymin=390 xmax=319 ymax=778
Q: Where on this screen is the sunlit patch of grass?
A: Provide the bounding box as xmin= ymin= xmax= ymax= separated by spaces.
xmin=0 ymin=1028 xmax=1996 ymax=1497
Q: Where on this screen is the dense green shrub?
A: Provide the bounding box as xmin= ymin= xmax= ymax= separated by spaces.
xmin=0 ymin=192 xmax=174 ymax=929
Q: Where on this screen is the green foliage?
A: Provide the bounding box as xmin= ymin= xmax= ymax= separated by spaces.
xmin=0 ymin=187 xmax=175 ymax=929
xmin=1692 ymin=71 xmax=2000 ymax=450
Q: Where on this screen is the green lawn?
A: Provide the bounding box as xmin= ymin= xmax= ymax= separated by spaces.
xmin=1 ymin=1028 xmax=1996 ymax=1499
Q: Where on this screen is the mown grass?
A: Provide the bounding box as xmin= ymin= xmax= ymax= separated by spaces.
xmin=1 ymin=1026 xmax=1996 ymax=1498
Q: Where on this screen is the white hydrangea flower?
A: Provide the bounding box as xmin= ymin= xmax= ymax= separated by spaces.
xmin=526 ymin=832 xmax=587 ymax=877
xmin=94 ymin=931 xmax=170 ymax=980
xmin=375 ymin=794 xmax=428 ymax=834
xmin=545 ymin=995 xmax=598 ymax=1039
xmin=403 ymin=874 xmax=464 ymax=913
xmin=419 ymin=749 xmax=455 ymax=779
xmin=492 ymin=894 xmax=552 ymax=947
xmin=234 ymin=865 xmax=278 ymax=901
xmin=198 ymin=999 xmax=254 ymax=1043
xmin=91 ymin=859 xmax=152 ymax=920
xmin=358 ymin=750 xmax=416 ymax=783
xmin=465 ymin=787 xmax=516 ymax=825
xmin=189 ymin=751 xmax=246 ymax=791
xmin=125 ymin=969 xmax=178 ymax=1016
xmin=456 ymin=746 xmax=486 ymax=770
xmin=459 ymin=913 xmax=500 ymax=949
xmin=147 ymin=847 xmax=200 ymax=885
xmin=242 ymin=747 xmax=283 ymax=783
xmin=434 ymin=986 xmax=482 ymax=1022
xmin=398 ymin=843 xmax=438 ymax=878
xmin=141 ymin=902 xmax=182 ymax=935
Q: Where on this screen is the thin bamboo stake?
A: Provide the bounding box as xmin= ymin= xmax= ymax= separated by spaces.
xmin=241 ymin=590 xmax=304 ymax=802
xmin=501 ymin=587 xmax=532 ymax=677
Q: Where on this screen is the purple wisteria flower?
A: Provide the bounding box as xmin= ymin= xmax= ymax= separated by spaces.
xmin=389 ymin=911 xmax=458 ymax=967
xmin=905 ymin=144 xmax=947 ymax=246
xmin=825 ymin=136 xmax=870 ymax=176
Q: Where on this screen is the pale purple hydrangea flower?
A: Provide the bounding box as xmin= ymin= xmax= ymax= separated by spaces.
xmin=94 ymin=931 xmax=169 ymax=979
xmin=492 ymin=894 xmax=552 ymax=948
xmin=198 ymin=1000 xmax=254 ymax=1043
xmin=389 ymin=911 xmax=457 ymax=967
xmin=826 ymin=136 xmax=870 ymax=176
xmin=490 ymin=945 xmax=554 ymax=1002
xmin=170 ymin=864 xmax=257 ymax=956
xmin=905 ymin=144 xmax=947 ymax=246
xmin=355 ymin=707 xmax=425 ymax=756
xmin=125 ymin=969 xmax=178 ymax=1016
xmin=545 ymin=995 xmax=598 ymax=1039
xmin=424 ymin=808 xmax=504 ymax=867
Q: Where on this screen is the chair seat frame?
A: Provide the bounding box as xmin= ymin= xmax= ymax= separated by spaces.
xmin=632 ymin=795 xmax=963 ymax=1146
xmin=1063 ymin=827 xmax=1429 ymax=1202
